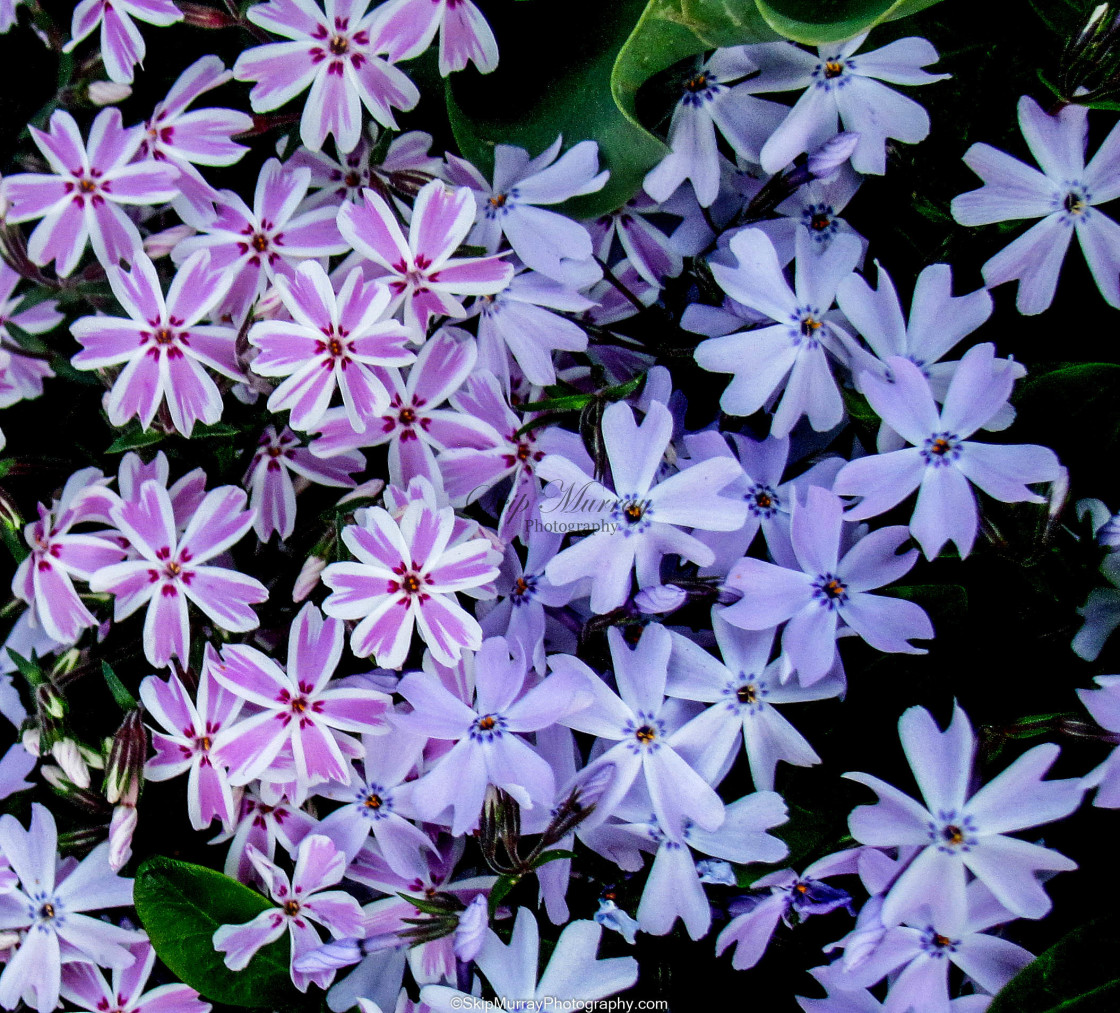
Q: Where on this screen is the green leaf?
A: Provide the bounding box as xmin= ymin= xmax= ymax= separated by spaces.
xmin=488 ymin=873 xmax=520 ymax=917
xmin=133 ymin=856 xmax=300 ymax=1008
xmin=447 ymin=0 xmax=666 ymax=217
xmin=530 ymin=848 xmax=578 ymax=868
xmin=101 ymin=662 xmax=136 ymax=711
xmin=880 ymin=583 xmax=968 ymax=625
xmin=192 ymin=422 xmax=241 ymax=439
xmin=989 ymin=914 xmax=1120 ymax=1013
xmin=6 ymin=650 xmax=44 ymax=688
xmin=753 ymin=0 xmax=901 ymax=43
xmin=106 ymin=429 xmax=166 ymax=454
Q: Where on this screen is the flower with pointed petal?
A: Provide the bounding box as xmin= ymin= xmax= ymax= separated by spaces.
xmin=64 ymin=0 xmax=182 ymax=84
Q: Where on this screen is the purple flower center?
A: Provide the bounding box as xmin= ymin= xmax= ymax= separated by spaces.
xmin=624 ymin=712 xmax=666 ymax=752
xmin=812 ymin=573 xmax=848 ymax=609
xmin=927 ymin=812 xmax=978 ymax=852
xmin=921 ymin=432 xmax=961 ymax=466
xmin=470 ymin=713 xmax=507 ymax=741
xmin=746 ymin=483 xmax=780 ymax=518
xmin=611 ymin=496 xmax=653 ymax=534
xmin=921 ymin=927 xmax=960 ymax=955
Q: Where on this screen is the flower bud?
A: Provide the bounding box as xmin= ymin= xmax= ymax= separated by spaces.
xmin=51 ymin=739 xmax=89 ymax=788
xmin=108 ymin=804 xmax=137 ymax=871
xmin=293 ymin=938 xmax=363 ymax=973
xmin=21 ymin=727 xmax=40 ymax=755
xmin=807 ymin=132 xmax=860 ymax=182
xmin=177 ymin=1 xmax=239 ymax=27
xmin=87 ymin=81 xmax=132 ymax=105
xmin=293 ymin=555 xmax=327 ymax=602
xmin=143 ymin=224 xmax=194 ymax=259
xmin=36 ymin=682 xmax=66 ymax=721
xmin=634 ymin=584 xmax=687 ymax=615
xmin=452 ymin=895 xmax=488 ymax=962
xmin=105 ymin=709 xmax=146 ymax=805
xmin=337 ymin=478 xmax=386 ymax=507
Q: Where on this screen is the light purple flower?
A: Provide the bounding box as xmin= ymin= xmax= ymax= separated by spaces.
xmin=0 ymin=746 xmax=34 ymax=802
xmin=695 ymin=227 xmax=862 ymax=436
xmin=71 ymin=250 xmax=242 ymax=436
xmin=321 ymin=494 xmax=501 ymax=668
xmin=446 ymin=138 xmax=608 ymax=286
xmin=554 ymin=624 xmax=726 ymax=838
xmin=211 ymin=603 xmax=389 ymax=794
xmin=173 ymin=158 xmax=348 ymax=324
xmin=61 ymin=940 xmax=210 ymax=1013
xmin=338 ymin=179 xmax=514 ymax=334
xmin=667 ymin=609 xmax=843 ymax=791
xmin=2 ymin=109 xmax=179 ymax=277
xmin=536 ymin=399 xmax=748 ymax=614
xmin=234 ymin=0 xmax=420 ymax=154
xmin=474 ymin=270 xmax=591 ymax=389
xmin=371 ymin=0 xmax=497 ymax=76
xmin=952 ymin=96 xmax=1120 ymax=314
xmin=0 ymin=804 xmax=143 ymax=1013
xmin=643 ymin=48 xmax=788 ymax=207
xmin=310 ymin=326 xmax=494 ymax=489
xmin=834 ymin=344 xmax=1061 ymax=559
xmin=245 ymin=426 xmax=365 ymax=542
xmin=1077 ymin=674 xmax=1120 ymax=807
xmin=213 ymin=835 xmax=365 ymax=992
xmin=0 ymin=0 xmax=24 ymax=32
xmin=64 ymin=0 xmax=182 ymax=83
xmin=91 ymin=479 xmax=267 ymax=668
xmin=215 ymin=787 xmax=317 ymax=884
xmin=139 ymin=646 xmax=244 ymax=831
xmin=0 ymin=264 xmax=59 ymax=406
xmin=751 ymin=35 xmax=949 ymax=175
xmin=846 ymin=703 xmax=1083 ymax=928
xmin=249 ymin=261 xmax=416 ymax=432
xmin=393 ymin=636 xmax=591 ymax=834
xmin=138 ymin=56 xmax=255 ymax=221
xmin=753 ymin=165 xmax=864 ymax=264
xmin=12 ymin=470 xmax=123 ymax=646
xmin=588 ymin=192 xmax=683 ymax=289
xmin=723 ymin=485 xmax=932 ymax=684
xmin=420 ymin=908 xmax=638 ymax=1013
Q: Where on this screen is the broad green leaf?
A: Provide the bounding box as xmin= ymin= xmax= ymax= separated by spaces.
xmin=753 ymin=0 xmax=902 ymax=44
xmin=989 ymin=914 xmax=1120 ymax=1013
xmin=133 ymin=856 xmax=300 ymax=1009
xmin=447 ymin=0 xmax=665 ymax=217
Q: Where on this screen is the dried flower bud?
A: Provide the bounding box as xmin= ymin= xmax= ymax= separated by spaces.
xmin=452 ymin=895 xmax=488 ymax=962
xmin=293 ymin=555 xmax=327 ymax=602
xmin=87 ymin=81 xmax=132 ymax=105
xmin=108 ymin=804 xmax=137 ymax=871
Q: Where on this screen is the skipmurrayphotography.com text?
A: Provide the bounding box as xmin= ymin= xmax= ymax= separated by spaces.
xmin=445 ymin=999 xmax=669 ymax=1012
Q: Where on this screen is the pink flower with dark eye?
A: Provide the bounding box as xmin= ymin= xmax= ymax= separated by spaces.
xmin=138 ymin=56 xmax=255 ymax=222
xmin=64 ymin=0 xmax=183 ymax=84
xmin=173 ymin=157 xmax=348 ymax=325
xmin=234 ymin=0 xmax=420 ymax=154
xmin=140 ymin=646 xmax=244 ymax=831
xmin=70 ymin=250 xmax=243 ymax=437
xmin=337 ymin=178 xmax=514 ymax=334
xmin=210 ymin=603 xmax=390 ymax=794
xmin=321 ymin=496 xmax=501 ymax=668
xmin=245 ymin=426 xmax=365 ymax=542
xmin=61 ymin=940 xmax=211 ymax=1013
xmin=248 ymin=260 xmax=416 ymax=433
xmin=0 ymin=263 xmax=60 ymax=410
xmin=1 ymin=109 xmax=179 ymax=277
xmin=213 ymin=835 xmax=364 ymax=992
xmin=90 ymin=480 xmax=267 ymax=669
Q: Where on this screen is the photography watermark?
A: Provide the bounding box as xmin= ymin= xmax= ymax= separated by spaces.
xmin=445 ymin=999 xmax=668 ymax=1012
xmin=468 ymin=480 xmax=643 ymax=537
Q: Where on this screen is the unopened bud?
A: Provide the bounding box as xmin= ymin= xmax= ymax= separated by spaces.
xmin=293 ymin=555 xmax=327 ymax=602
xmin=36 ymin=682 xmax=66 ymax=721
xmin=21 ymin=727 xmax=40 ymax=755
xmin=108 ymin=804 xmax=137 ymax=871
xmin=143 ymin=224 xmax=194 ymax=259
xmin=1048 ymin=467 xmax=1070 ymax=520
xmin=177 ymin=1 xmax=239 ymax=27
xmin=48 ymin=648 xmax=81 ymax=681
xmin=105 ymin=710 xmax=146 ymax=805
xmin=0 ymin=487 xmax=21 ymax=529
xmin=88 ymin=81 xmax=132 ymax=105
xmin=634 ymin=584 xmax=687 ymax=614
xmin=337 ymin=478 xmax=385 ymax=507
xmin=51 ymin=739 xmax=89 ymax=788
xmin=452 ymin=895 xmax=488 ymax=962
xmin=807 ymin=132 xmax=860 ymax=182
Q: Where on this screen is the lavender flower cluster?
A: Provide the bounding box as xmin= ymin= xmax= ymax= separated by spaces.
xmin=0 ymin=1 xmax=1116 ymax=1011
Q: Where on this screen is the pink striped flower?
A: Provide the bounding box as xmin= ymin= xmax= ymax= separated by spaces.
xmin=90 ymin=480 xmax=267 ymax=669
xmin=139 ymin=646 xmax=244 ymax=831
xmin=322 ymin=496 xmax=501 ymax=668
xmin=211 ymin=603 xmax=390 ymax=793
xmin=138 ymin=56 xmax=255 ymax=221
xmin=0 ymin=264 xmax=60 ymax=410
xmin=173 ymin=158 xmax=348 ymax=325
xmin=1 ymin=109 xmax=179 ymax=277
xmin=248 ymin=261 xmax=416 ymax=433
xmin=213 ymin=835 xmax=364 ymax=992
xmin=338 ymin=178 xmax=514 ymax=333
xmin=70 ymin=250 xmax=242 ymax=437
xmin=12 ymin=470 xmax=123 ymax=647
xmin=61 ymin=941 xmax=210 ymax=1013
xmin=309 ymin=325 xmax=494 ymax=489
xmin=371 ymin=0 xmax=498 ymax=76
xmin=245 ymin=426 xmax=365 ymax=542
xmin=64 ymin=0 xmax=183 ymax=84
xmin=234 ymin=0 xmax=420 ymax=154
